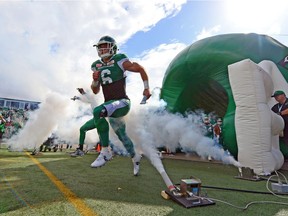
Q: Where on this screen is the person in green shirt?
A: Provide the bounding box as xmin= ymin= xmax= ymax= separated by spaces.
xmin=89 ymin=36 xmax=151 ymax=176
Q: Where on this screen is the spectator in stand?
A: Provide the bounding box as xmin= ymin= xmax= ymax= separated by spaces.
xmin=0 ymin=114 xmax=6 ymax=141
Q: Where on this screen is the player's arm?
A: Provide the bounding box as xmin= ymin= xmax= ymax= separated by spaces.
xmin=123 ymin=60 xmax=151 ymax=99
xmin=91 ymin=80 xmax=100 ymax=94
xmin=91 ymin=71 xmax=101 ymax=94
xmin=280 ymin=108 xmax=288 ymax=116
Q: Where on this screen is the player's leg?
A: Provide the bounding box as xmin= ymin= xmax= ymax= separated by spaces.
xmin=90 ymin=104 xmax=112 ymax=167
xmin=79 ymin=118 xmax=96 ymax=149
xmin=109 ymin=117 xmax=135 ymax=157
xmin=108 ymin=100 xmax=142 ymax=176
xmin=71 ymin=118 xmax=95 ymax=157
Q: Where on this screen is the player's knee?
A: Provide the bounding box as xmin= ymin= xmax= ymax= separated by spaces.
xmin=93 ymin=107 xmax=107 ymax=118
xmin=100 ymin=108 xmax=107 ymax=117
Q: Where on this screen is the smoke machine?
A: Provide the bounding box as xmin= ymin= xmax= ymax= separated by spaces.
xmin=161 ymin=176 xmax=215 ymax=208
xmin=235 ymin=167 xmax=261 ymax=181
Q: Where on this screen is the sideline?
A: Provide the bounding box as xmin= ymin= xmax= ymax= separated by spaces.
xmin=25 ymin=151 xmax=97 ymax=216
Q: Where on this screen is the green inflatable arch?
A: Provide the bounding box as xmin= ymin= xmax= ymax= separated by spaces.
xmin=160 ymin=33 xmax=288 ymax=158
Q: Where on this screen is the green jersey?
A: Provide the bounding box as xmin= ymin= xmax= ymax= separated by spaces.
xmin=91 ymin=53 xmax=129 ymax=102
xmin=0 ymin=123 xmax=5 ymax=133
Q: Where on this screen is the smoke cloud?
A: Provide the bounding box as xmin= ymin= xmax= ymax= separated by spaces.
xmin=8 ymin=92 xmax=69 ymax=151
xmin=8 ymin=88 xmax=240 ymax=169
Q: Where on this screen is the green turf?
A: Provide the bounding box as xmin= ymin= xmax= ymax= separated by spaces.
xmin=1 ymin=145 xmax=288 ymax=216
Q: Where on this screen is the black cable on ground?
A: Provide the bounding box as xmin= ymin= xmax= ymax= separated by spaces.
xmin=201 ymin=185 xmax=288 ymax=195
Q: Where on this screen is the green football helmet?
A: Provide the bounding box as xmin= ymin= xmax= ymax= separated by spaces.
xmin=93 ymin=36 xmax=118 ymax=58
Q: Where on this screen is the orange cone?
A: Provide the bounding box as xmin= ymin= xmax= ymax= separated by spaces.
xmin=96 ymin=142 xmax=101 ymax=152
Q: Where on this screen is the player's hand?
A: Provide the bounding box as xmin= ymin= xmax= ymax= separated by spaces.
xmin=92 ymin=71 xmax=100 ymax=81
xmin=71 ymin=96 xmax=80 ymax=101
xmin=143 ymin=89 xmax=151 ymax=100
xmin=77 ymin=88 xmax=86 ymax=95
xmin=140 ymin=89 xmax=151 ymax=104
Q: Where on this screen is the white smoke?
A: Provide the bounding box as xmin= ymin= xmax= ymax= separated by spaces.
xmin=8 ymin=92 xmax=69 ymax=151
xmin=126 ymin=89 xmax=241 ymax=170
xmin=7 ymin=87 xmax=241 ymax=171
xmin=50 ymin=88 xmax=102 ymax=149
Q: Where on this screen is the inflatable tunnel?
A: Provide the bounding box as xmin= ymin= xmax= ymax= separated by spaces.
xmin=160 ymin=33 xmax=288 ymax=159
xmin=228 ymin=59 xmax=284 ymax=174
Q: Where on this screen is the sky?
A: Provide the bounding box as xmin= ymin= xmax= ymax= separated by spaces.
xmin=1 ymin=0 xmax=288 ymax=103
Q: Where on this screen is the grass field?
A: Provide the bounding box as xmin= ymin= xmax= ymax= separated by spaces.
xmin=1 ymin=144 xmax=288 ymax=216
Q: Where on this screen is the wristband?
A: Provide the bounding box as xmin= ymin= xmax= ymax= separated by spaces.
xmin=143 ymin=80 xmax=149 ymax=89
xmin=91 ymin=81 xmax=99 ymax=88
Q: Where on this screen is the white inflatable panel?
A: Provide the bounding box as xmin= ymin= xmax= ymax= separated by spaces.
xmin=228 ymin=59 xmax=284 ymax=175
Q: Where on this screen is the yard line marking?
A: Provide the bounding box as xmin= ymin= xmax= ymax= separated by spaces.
xmin=25 ymin=152 xmax=97 ymax=216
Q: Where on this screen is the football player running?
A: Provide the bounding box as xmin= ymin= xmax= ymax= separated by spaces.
xmin=90 ymin=36 xmax=151 ymax=176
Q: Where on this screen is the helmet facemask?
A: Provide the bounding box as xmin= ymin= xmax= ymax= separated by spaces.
xmin=96 ymin=42 xmax=117 ymax=58
xmin=94 ymin=36 xmax=118 ymax=59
